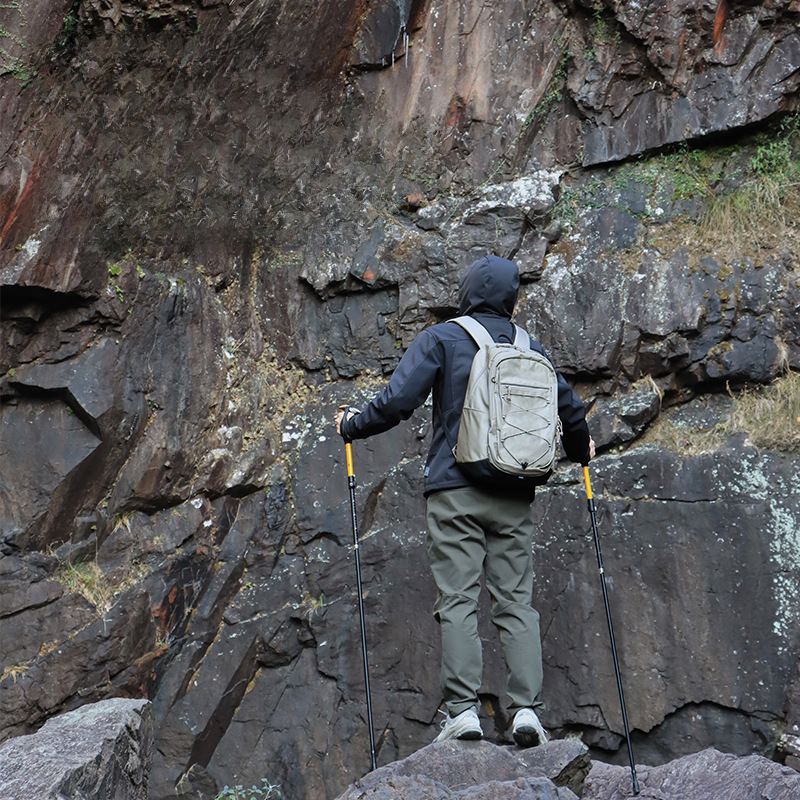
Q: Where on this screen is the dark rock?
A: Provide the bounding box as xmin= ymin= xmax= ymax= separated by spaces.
xmin=583 ymin=748 xmax=800 ymax=800
xmin=0 ymin=553 xmax=60 ymax=616
xmin=586 ymin=380 xmax=662 ymax=450
xmin=0 ymin=587 xmax=155 ymax=741
xmin=335 ymin=739 xmax=588 ymax=800
xmin=351 ymin=0 xmax=413 ymax=69
xmin=0 ymin=698 xmax=152 ymax=800
xmin=519 ymin=206 xmax=794 ymax=388
xmin=0 ymin=552 xmax=98 ymax=669
xmin=0 ymin=395 xmax=101 ymax=547
xmin=535 ymin=444 xmax=800 ymax=756
xmin=570 ymin=3 xmax=800 ymax=165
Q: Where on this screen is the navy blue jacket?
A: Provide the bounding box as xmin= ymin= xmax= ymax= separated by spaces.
xmin=340 ymin=255 xmax=591 ymax=497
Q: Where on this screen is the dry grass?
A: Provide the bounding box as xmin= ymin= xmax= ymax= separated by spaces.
xmin=55 ymin=561 xmax=116 ymax=613
xmin=692 ymin=176 xmax=800 ymax=265
xmin=54 ymin=559 xmax=150 ymax=614
xmin=1 ymin=661 xmax=34 ymax=682
xmin=727 ymin=371 xmax=800 ymax=452
xmin=637 ymin=416 xmax=726 ymax=456
xmin=639 ymin=372 xmax=800 ymax=455
xmin=691 ymin=118 xmax=800 ymax=263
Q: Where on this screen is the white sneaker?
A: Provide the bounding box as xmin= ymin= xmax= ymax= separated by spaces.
xmin=512 ymin=707 xmax=548 ymax=747
xmin=434 ymin=706 xmax=482 ymax=742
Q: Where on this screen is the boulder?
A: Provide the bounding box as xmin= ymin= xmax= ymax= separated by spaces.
xmin=584 ymin=748 xmax=800 ymax=800
xmin=0 ymin=698 xmax=152 ymax=800
xmin=335 ymin=739 xmax=589 ymax=800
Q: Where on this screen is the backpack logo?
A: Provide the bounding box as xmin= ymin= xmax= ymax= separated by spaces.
xmin=452 ymin=317 xmax=562 ymax=483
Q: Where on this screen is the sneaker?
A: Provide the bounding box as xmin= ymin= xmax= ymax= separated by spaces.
xmin=434 ymin=706 xmax=483 ymax=742
xmin=512 ymin=707 xmax=547 ymax=747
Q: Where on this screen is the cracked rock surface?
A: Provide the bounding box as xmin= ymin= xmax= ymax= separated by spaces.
xmin=1 ymin=1 xmax=800 ymax=799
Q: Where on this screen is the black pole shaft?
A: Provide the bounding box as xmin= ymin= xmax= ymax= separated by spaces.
xmin=345 ymin=455 xmax=378 ymax=773
xmin=584 ymin=467 xmax=640 ymax=795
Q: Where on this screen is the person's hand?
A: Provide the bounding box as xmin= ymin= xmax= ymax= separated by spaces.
xmin=336 ymin=407 xmax=357 ymax=436
xmin=589 ymin=437 xmax=596 ymax=460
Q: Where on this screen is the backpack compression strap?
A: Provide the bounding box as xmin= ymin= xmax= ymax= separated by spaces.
xmin=452 ymin=316 xmax=530 ymax=350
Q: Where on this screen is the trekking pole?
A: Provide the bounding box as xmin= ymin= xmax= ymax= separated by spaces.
xmin=582 ymin=464 xmax=640 ymax=796
xmin=340 ymin=406 xmax=378 ymax=773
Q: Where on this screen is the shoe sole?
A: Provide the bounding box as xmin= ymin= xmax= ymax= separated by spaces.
xmin=513 ymin=726 xmax=545 ymax=747
xmin=457 ymin=730 xmax=482 ymax=740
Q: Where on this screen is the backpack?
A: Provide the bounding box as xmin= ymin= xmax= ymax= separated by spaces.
xmin=452 ymin=316 xmax=562 ymax=484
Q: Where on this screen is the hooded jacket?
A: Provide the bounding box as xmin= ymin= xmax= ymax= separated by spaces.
xmin=340 ymin=255 xmax=591 ymax=497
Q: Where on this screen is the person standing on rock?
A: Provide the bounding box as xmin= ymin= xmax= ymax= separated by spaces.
xmin=336 ymin=254 xmax=594 ymax=746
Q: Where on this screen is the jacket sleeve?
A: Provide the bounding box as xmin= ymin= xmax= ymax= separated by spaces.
xmin=340 ymin=328 xmax=444 ymax=441
xmin=555 ymin=372 xmax=592 ymax=464
xmin=528 ymin=339 xmax=592 ymax=464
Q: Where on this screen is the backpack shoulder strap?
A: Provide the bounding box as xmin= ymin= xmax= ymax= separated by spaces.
xmin=451 ymin=316 xmax=494 ymax=348
xmin=513 ymin=325 xmax=530 ymax=350
xmin=453 ymin=317 xmax=531 ymax=350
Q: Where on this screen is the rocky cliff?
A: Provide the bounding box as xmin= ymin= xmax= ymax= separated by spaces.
xmin=1 ymin=1 xmax=800 ymax=799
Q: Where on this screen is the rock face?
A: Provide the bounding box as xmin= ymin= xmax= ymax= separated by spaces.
xmin=0 ymin=698 xmax=152 ymax=800
xmin=1 ymin=1 xmax=800 ymax=799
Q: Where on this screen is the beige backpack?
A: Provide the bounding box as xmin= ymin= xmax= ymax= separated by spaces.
xmin=452 ymin=316 xmax=562 ymax=482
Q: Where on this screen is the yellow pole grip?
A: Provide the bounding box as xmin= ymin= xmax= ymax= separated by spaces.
xmin=583 ymin=465 xmax=593 ymax=500
xmin=345 ymin=441 xmax=355 ymax=478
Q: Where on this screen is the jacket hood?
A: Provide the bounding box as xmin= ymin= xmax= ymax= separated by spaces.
xmin=458 ymin=255 xmax=519 ymax=317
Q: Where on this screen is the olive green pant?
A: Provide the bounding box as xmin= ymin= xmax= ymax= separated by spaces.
xmin=427 ymin=486 xmax=543 ymax=717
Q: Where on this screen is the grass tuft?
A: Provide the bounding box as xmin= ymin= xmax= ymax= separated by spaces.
xmin=638 ymin=371 xmax=800 ymax=455
xmin=691 ymin=115 xmax=800 ymax=263
xmin=727 ymin=371 xmax=800 ymax=452
xmin=637 ymin=417 xmax=726 ymax=456
xmin=54 ymin=559 xmax=150 ymax=614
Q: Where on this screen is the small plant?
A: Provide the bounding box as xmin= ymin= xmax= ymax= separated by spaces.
xmin=300 ymin=589 xmax=326 ymax=620
xmin=660 ymin=145 xmax=715 ymax=202
xmin=1 ymin=660 xmax=33 ymax=682
xmin=215 ymin=778 xmax=282 ymax=799
xmin=52 ymin=1 xmax=80 ymax=54
xmin=751 ymin=116 xmax=797 ymax=177
xmin=54 ymin=558 xmax=151 ymax=614
xmin=108 ymin=263 xmax=124 ymax=302
xmin=751 ymin=139 xmax=792 ymax=177
xmin=55 ymin=561 xmax=115 ymax=613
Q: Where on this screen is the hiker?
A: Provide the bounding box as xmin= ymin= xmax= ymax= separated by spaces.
xmin=336 ymin=254 xmax=594 ymax=746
